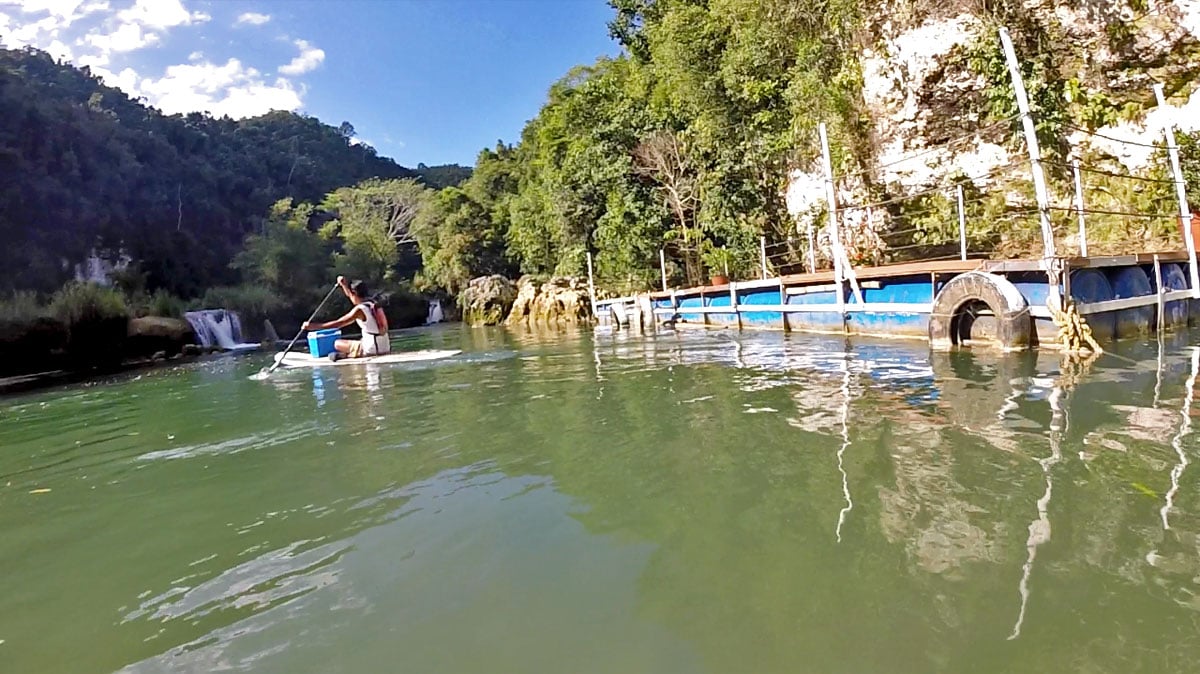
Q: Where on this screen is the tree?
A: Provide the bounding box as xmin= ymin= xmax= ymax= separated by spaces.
xmin=632 ymin=130 xmax=704 ymax=285
xmin=321 ymin=178 xmax=430 ymax=283
xmin=232 ymin=199 xmax=331 ymax=296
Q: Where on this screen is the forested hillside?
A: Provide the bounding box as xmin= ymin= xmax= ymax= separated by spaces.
xmin=0 ymin=46 xmax=415 ymax=297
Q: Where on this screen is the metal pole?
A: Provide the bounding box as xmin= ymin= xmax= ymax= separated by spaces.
xmin=1154 ymin=254 xmax=1165 ymax=334
xmin=760 ymin=235 xmax=769 ymax=279
xmin=819 ymin=123 xmax=845 ymax=318
xmin=1072 ymin=159 xmax=1088 ymax=258
xmin=659 ymin=249 xmax=668 ymax=293
xmin=999 ymin=27 xmax=1056 ymax=261
xmin=1154 ymin=83 xmax=1200 ymax=298
xmin=585 ymin=251 xmax=598 ymax=318
xmin=819 ymin=123 xmax=864 ymax=310
xmin=956 ymin=184 xmax=968 ymax=261
xmin=806 ymin=223 xmax=816 ymax=273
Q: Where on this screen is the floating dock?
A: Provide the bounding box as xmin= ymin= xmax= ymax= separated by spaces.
xmin=595 ymin=253 xmax=1197 ymax=350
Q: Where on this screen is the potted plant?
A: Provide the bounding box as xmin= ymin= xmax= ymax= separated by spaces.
xmin=701 ymin=242 xmax=734 ymax=287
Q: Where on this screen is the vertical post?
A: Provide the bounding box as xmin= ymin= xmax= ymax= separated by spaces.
xmin=1154 ymin=254 xmax=1165 ymax=334
xmin=585 ymin=251 xmax=598 ymax=319
xmin=1072 ymin=159 xmax=1088 ymax=258
xmin=818 ymin=124 xmax=864 ymax=312
xmin=956 ymin=184 xmax=968 ymax=261
xmin=806 ymin=223 xmax=817 ymax=273
xmin=819 ymin=123 xmax=845 ymax=319
xmin=1154 ymin=83 xmax=1200 ymax=298
xmin=760 ymin=235 xmax=769 ymax=279
xmin=659 ymin=249 xmax=668 ymax=293
xmin=999 ymin=27 xmax=1057 ymax=262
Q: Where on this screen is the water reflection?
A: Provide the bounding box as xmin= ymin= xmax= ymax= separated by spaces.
xmin=8 ymin=325 xmax=1200 ymax=672
xmin=1161 ymin=347 xmax=1199 ymax=532
xmin=1009 ymin=364 xmax=1067 ymax=641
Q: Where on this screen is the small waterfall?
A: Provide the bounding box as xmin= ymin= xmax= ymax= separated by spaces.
xmin=185 ymin=310 xmax=258 ymax=351
xmin=426 ymin=299 xmax=445 ymax=325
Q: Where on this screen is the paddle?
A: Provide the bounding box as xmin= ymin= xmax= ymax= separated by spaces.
xmin=250 ymin=282 xmax=342 ymax=380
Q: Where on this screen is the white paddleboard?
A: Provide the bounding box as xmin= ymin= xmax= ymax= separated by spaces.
xmin=272 ymin=349 xmax=462 ymax=368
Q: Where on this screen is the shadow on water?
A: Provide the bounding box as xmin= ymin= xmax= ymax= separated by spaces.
xmin=2 ymin=323 xmax=1200 ymax=672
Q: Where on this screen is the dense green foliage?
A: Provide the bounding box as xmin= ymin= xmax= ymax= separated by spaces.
xmin=413 ymin=0 xmax=873 ymax=292
xmin=5 ymin=0 xmax=1199 ymax=331
xmin=0 ymin=46 xmax=415 ymax=297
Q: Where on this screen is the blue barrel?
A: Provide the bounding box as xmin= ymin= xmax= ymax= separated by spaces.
xmin=1070 ymin=269 xmax=1116 ymax=343
xmin=1148 ymin=263 xmax=1190 ymax=329
xmin=1107 ymin=266 xmax=1154 ymax=338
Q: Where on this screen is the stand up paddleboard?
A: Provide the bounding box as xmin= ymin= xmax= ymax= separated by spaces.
xmin=272 ymin=349 xmax=462 ymax=368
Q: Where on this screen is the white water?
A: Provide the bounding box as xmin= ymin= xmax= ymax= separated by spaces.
xmin=185 ymin=310 xmax=259 ymax=351
xmin=426 ymin=300 xmax=445 ymax=325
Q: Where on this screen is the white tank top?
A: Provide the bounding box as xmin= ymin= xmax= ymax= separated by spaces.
xmin=355 ymin=302 xmax=382 ymax=335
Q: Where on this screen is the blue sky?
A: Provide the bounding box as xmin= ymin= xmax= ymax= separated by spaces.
xmin=0 ymin=0 xmax=622 ymax=167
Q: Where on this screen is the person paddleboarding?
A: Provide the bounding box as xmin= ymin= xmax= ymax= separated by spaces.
xmin=302 ymin=277 xmax=390 ymax=361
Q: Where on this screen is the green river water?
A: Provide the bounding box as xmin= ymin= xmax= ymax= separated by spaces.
xmin=2 ymin=324 xmax=1200 ymax=673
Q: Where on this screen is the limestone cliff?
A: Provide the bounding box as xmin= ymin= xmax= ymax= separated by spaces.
xmin=786 ymin=0 xmax=1200 ymax=259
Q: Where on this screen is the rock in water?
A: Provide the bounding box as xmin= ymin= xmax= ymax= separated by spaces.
xmin=460 ymin=276 xmax=518 ymax=326
xmin=126 ymin=317 xmax=196 ymax=358
xmin=505 ymin=276 xmax=593 ymax=326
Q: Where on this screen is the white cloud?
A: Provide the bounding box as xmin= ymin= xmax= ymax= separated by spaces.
xmin=3 ymin=14 xmax=61 ymax=47
xmin=235 ymin=12 xmax=270 ymax=26
xmin=45 ymin=36 xmax=72 ymax=60
xmin=135 ymin=58 xmax=303 ymax=118
xmin=76 ymin=50 xmax=108 ymax=68
xmin=84 ymin=20 xmax=158 ymax=53
xmin=90 ymin=63 xmax=139 ymax=92
xmin=116 ymin=0 xmax=207 ymax=30
xmin=278 ymin=38 xmax=323 ymax=75
xmin=2 ymin=1 xmax=317 ymax=121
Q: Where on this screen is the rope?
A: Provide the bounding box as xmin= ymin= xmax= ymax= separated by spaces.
xmin=1049 ymin=299 xmax=1104 ymax=354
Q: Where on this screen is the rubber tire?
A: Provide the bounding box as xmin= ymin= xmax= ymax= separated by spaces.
xmin=930 ymin=272 xmax=1033 ymax=351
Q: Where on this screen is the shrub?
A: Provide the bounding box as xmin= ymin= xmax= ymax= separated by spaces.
xmin=50 ymin=282 xmax=130 ymax=369
xmin=148 ymin=289 xmax=185 ymax=319
xmin=0 ymin=292 xmax=67 ymax=376
xmin=0 ymin=291 xmax=46 ymax=327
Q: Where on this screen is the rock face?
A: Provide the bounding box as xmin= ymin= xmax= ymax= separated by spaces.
xmin=460 ymin=275 xmax=518 ymax=326
xmin=126 ymin=316 xmax=196 ymax=358
xmin=785 ymin=2 xmax=1200 ymax=260
xmin=505 ymin=276 xmax=593 ymax=326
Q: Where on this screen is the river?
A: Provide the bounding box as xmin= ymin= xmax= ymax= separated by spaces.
xmin=1 ymin=324 xmax=1198 ymax=673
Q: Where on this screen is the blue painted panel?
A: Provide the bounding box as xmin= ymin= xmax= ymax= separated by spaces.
xmin=705 ymin=293 xmax=736 ymax=325
xmin=786 ymin=289 xmax=844 ymax=331
xmin=847 ymin=278 xmax=931 ymax=336
xmin=677 ymin=296 xmax=705 ymax=323
xmin=861 ymin=278 xmax=934 ymax=304
xmin=847 ymin=312 xmax=929 ymax=336
xmin=1070 ymin=268 xmax=1116 ymax=342
xmin=1108 ymin=266 xmax=1154 ymax=338
xmin=738 ymin=288 xmax=783 ymax=326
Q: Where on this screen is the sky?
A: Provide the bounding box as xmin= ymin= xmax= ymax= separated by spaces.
xmin=0 ymin=0 xmax=623 ymax=167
